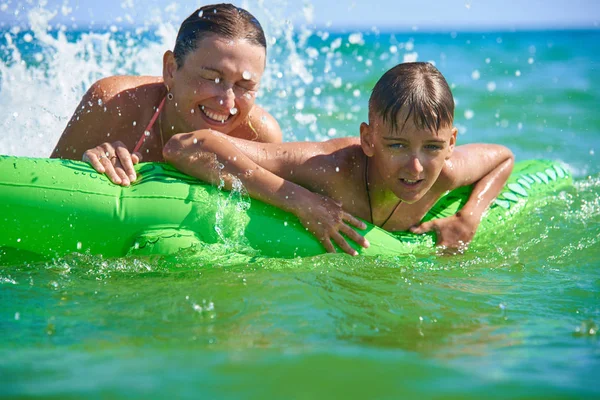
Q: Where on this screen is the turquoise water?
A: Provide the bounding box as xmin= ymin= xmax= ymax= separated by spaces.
xmin=1 ymin=12 xmax=599 ymax=399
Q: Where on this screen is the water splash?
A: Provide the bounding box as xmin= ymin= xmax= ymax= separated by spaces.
xmin=1 ymin=0 xmax=423 ymax=152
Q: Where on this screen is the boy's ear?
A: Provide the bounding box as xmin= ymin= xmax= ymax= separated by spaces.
xmin=360 ymin=122 xmax=375 ymax=157
xmin=163 ymin=50 xmax=177 ymax=89
xmin=446 ymin=127 xmax=458 ymax=159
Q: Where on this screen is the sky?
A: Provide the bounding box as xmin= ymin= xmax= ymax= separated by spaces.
xmin=0 ymin=0 xmax=598 ymax=30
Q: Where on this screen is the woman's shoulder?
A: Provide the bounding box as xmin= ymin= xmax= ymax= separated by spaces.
xmin=245 ymin=105 xmax=283 ymax=143
xmin=88 ymin=75 xmax=164 ymax=103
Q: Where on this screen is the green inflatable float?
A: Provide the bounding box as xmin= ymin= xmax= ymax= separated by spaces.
xmin=0 ymin=156 xmax=572 ymax=264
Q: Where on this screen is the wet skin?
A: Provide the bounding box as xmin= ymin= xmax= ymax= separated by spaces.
xmin=51 ymin=35 xmax=281 ymax=186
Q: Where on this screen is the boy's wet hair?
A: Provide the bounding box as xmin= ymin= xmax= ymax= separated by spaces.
xmin=174 ymin=3 xmax=267 ymax=68
xmin=369 ymin=62 xmax=454 ymax=133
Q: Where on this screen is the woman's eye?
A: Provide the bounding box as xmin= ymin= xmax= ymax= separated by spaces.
xmin=200 ymin=75 xmax=220 ymax=83
xmin=236 ymin=82 xmax=256 ymax=91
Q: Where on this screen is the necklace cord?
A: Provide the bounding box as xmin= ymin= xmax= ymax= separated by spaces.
xmin=364 ymin=156 xmax=402 ymax=228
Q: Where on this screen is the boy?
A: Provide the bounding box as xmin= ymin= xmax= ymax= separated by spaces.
xmin=163 ymin=62 xmax=514 ymax=255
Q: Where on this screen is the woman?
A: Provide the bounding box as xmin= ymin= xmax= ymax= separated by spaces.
xmin=51 ymin=3 xmax=282 ymax=186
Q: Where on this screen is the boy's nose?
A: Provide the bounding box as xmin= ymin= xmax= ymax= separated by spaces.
xmin=407 ymin=155 xmax=424 ymax=174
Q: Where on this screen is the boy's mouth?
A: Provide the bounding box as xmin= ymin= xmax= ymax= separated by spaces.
xmin=399 ymin=178 xmax=424 ymax=187
xmin=200 ymin=105 xmax=232 ymax=124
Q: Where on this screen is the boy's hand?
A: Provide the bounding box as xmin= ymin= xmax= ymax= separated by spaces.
xmin=294 ymin=192 xmax=370 ymax=256
xmin=410 ymin=211 xmax=479 ymax=252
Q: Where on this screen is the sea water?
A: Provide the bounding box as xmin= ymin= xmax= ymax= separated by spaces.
xmin=1 ymin=2 xmax=599 ymax=398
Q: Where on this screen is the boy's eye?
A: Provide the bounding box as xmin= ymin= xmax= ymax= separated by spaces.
xmin=388 ymin=143 xmax=405 ymax=149
xmin=425 ymin=144 xmax=443 ymax=151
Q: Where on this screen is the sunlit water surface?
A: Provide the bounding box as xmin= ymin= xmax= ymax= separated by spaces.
xmin=1 ymin=2 xmax=599 ymax=398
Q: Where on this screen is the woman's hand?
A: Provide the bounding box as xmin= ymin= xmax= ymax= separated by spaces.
xmin=409 ymin=211 xmax=480 ymax=252
xmin=82 ymin=141 xmax=142 ymax=186
xmin=293 ymin=192 xmax=370 ymax=256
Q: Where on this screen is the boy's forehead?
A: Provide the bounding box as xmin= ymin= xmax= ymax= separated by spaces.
xmin=371 ymin=109 xmax=452 ymax=138
xmin=372 ymin=108 xmax=416 ymax=134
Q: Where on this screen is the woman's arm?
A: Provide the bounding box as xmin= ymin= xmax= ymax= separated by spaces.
xmin=411 ymin=144 xmax=514 ymax=249
xmin=51 ymin=76 xmax=161 ymax=186
xmin=51 ymin=79 xmax=113 ymax=159
xmin=163 ymin=130 xmax=369 ymax=255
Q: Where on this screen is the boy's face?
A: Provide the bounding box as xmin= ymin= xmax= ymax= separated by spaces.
xmin=360 ymin=111 xmax=457 ymax=204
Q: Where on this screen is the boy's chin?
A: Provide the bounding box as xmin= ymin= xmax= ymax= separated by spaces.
xmin=392 ymin=182 xmax=429 ymax=204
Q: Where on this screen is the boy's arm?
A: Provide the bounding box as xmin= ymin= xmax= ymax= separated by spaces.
xmin=410 ymin=144 xmax=514 ymax=250
xmin=162 ymin=130 xmax=369 ymax=255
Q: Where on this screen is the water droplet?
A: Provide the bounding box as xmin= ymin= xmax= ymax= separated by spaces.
xmin=353 ymin=89 xmax=360 ymax=97
xmin=198 ymin=10 xmax=203 ymax=17
xmin=193 ymin=138 xmax=198 ymax=144
xmin=215 ymin=77 xmax=220 ymax=84
xmin=528 ymin=57 xmax=535 ymax=64
xmin=132 ymin=121 xmax=137 ymax=126
xmin=327 ymin=128 xmax=337 ymax=137
xmin=219 ymin=100 xmax=223 ymax=105
xmin=242 ymin=70 xmax=251 ymax=80
xmin=190 ymin=108 xmax=195 ymax=114
xmin=487 ymin=82 xmax=497 ymax=92
xmin=97 ymin=99 xmax=103 ymax=106
xmin=230 ymin=107 xmax=238 ymax=115
xmin=485 ymin=57 xmax=491 ymax=64
xmin=590 ymin=149 xmax=595 ymax=156
xmin=144 ymin=130 xmax=150 ymax=137
xmin=14 ymin=312 xmax=20 ymax=320
xmin=464 ymin=109 xmax=474 ymax=120
xmin=348 ymin=32 xmax=363 ymax=45
xmin=76 ymin=242 xmax=82 ymax=250
xmin=335 ymin=167 xmax=340 ymax=172
xmin=17 ymin=238 xmax=21 ymax=242
xmin=471 ymin=69 xmax=480 ymax=80
xmin=515 ymin=70 xmax=521 ymax=77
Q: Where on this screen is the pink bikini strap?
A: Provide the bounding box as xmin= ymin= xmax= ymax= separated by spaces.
xmin=132 ymin=96 xmax=166 ymax=154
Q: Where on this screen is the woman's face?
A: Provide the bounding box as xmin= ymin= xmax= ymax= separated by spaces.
xmin=164 ymin=34 xmax=266 ymax=134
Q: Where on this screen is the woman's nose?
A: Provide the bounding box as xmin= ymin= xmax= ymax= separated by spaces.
xmin=217 ymin=87 xmax=236 ymax=110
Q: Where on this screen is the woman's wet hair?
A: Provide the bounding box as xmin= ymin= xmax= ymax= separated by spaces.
xmin=174 ymin=3 xmax=267 ymax=68
xmin=369 ymin=62 xmax=454 ymax=133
